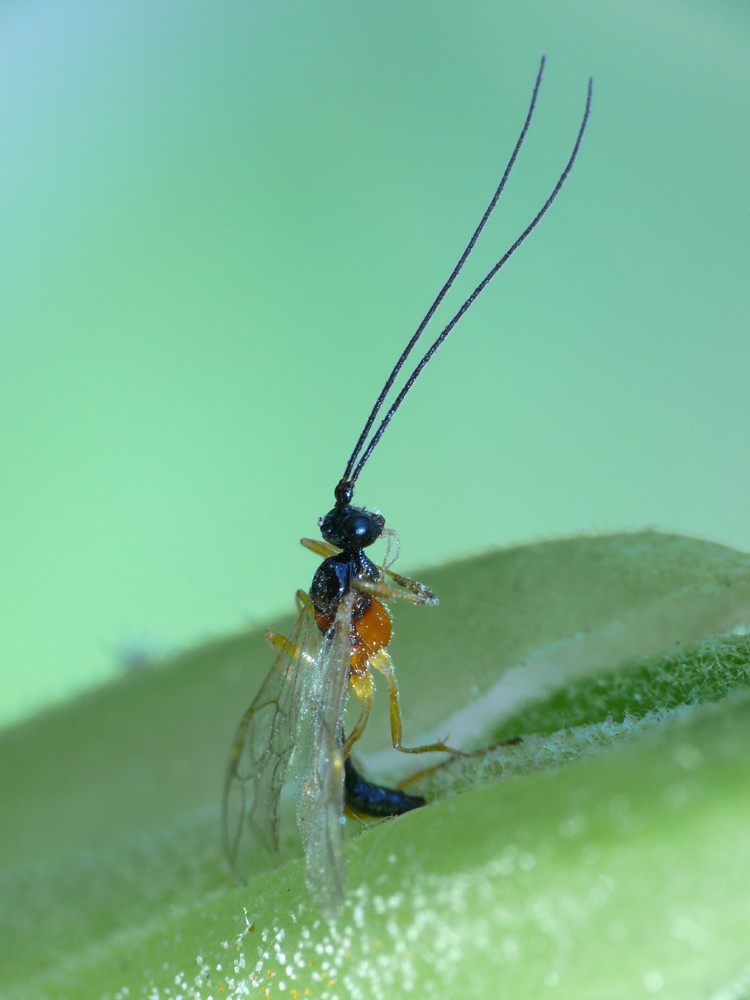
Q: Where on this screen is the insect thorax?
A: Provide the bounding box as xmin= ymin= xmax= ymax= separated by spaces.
xmin=312 ymin=497 xmax=386 ymax=626
xmin=310 ymin=550 xmax=392 ymax=672
xmin=309 ymin=550 xmax=380 ymax=623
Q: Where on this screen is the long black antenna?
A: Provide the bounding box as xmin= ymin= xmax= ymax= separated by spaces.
xmin=341 ymin=56 xmax=548 ymax=487
xmin=336 ymin=62 xmax=592 ymax=501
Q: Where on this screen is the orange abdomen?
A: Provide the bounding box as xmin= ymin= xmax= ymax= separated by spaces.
xmin=314 ymin=596 xmax=392 ymax=674
xmin=350 ymin=597 xmax=391 ymax=672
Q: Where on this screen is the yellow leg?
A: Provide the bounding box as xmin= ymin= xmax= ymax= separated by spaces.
xmin=264 ymin=593 xmax=316 ymax=668
xmin=265 ymin=591 xmax=310 ymax=651
xmin=369 ymin=649 xmax=468 ymax=756
xmin=266 ymin=590 xmax=310 ymax=659
xmin=265 ymin=628 xmax=287 ymax=652
xmin=343 ymin=671 xmax=373 ymax=755
xmin=398 ymin=734 xmax=523 ymax=789
xmin=265 ymin=628 xmax=317 ymax=667
xmin=383 ymin=567 xmax=437 ymax=604
xmin=301 ymin=537 xmax=340 ymax=558
xmin=355 ymin=575 xmax=437 ymax=607
xmin=302 ymin=533 xmax=437 ymax=605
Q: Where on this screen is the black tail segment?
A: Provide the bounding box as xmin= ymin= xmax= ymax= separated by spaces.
xmin=339 ymin=57 xmax=593 ymax=496
xmin=344 ymin=755 xmax=425 ymax=817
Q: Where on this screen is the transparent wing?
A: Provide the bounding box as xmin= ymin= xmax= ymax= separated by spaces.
xmin=222 ymin=596 xmax=320 ymax=874
xmin=294 ymin=589 xmax=355 ymax=919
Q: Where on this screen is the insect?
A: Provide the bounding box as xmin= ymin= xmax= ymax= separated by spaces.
xmin=223 ymin=57 xmax=592 ymax=918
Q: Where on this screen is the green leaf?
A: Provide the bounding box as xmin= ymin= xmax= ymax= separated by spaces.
xmin=2 ymin=532 xmax=750 ymax=999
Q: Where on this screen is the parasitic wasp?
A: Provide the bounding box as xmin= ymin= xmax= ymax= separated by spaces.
xmin=223 ymin=57 xmax=592 ymax=918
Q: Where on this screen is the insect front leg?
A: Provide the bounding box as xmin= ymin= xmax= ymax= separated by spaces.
xmin=301 ymin=537 xmax=340 ymax=558
xmin=354 ymin=575 xmax=437 ymax=607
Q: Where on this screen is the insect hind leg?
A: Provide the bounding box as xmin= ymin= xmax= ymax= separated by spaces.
xmin=343 ymin=671 xmax=373 ymax=756
xmin=370 ymin=648 xmax=471 ymax=757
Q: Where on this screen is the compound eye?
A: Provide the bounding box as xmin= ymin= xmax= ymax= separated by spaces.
xmin=319 ymin=505 xmax=385 ymax=549
xmin=345 ymin=512 xmax=374 ymax=541
xmin=347 ymin=510 xmax=385 ymax=547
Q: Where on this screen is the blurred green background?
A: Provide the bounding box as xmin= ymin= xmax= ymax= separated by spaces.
xmin=2 ymin=0 xmax=749 ymax=728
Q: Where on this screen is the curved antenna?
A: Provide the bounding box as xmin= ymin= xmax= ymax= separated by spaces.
xmin=341 ymin=55 xmax=548 ymax=485
xmin=344 ymin=71 xmax=593 ymax=491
